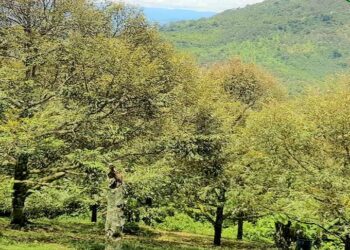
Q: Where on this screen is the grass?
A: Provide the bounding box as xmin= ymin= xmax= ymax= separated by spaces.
xmin=0 ymin=217 xmax=275 ymax=250
xmin=156 ymin=213 xmax=276 ymax=244
xmin=0 ymin=240 xmax=70 ymax=250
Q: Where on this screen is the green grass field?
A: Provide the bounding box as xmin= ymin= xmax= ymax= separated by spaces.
xmin=0 ymin=217 xmax=275 ymax=250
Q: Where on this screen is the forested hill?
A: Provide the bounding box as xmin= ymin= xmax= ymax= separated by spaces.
xmin=161 ymin=0 xmax=350 ymax=90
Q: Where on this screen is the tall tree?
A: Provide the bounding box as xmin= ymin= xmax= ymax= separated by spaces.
xmin=171 ymin=59 xmax=282 ymax=246
xmin=0 ymin=0 xmax=194 ymax=230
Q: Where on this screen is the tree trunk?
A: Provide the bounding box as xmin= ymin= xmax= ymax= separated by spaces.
xmin=345 ymin=235 xmax=350 ymax=250
xmin=105 ymin=186 xmax=125 ymax=240
xmin=274 ymin=221 xmax=292 ymax=250
xmin=213 ymin=206 xmax=224 ymax=246
xmin=105 ymin=167 xmax=125 ymax=241
xmin=91 ymin=204 xmax=98 ymax=223
xmin=11 ymin=154 xmax=29 ymax=226
xmin=237 ymin=218 xmax=244 ymax=241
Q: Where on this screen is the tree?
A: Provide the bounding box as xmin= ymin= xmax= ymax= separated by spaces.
xmin=211 ymin=59 xmax=283 ymax=242
xmin=243 ymin=87 xmax=350 ymax=249
xmin=0 ymin=0 xmax=194 ymax=230
xmin=170 ymin=58 xmax=283 ymax=246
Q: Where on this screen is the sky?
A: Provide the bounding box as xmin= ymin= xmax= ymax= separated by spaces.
xmin=115 ymin=0 xmax=265 ymax=12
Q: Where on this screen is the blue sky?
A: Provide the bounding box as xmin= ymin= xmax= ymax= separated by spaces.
xmin=114 ymin=0 xmax=265 ymax=12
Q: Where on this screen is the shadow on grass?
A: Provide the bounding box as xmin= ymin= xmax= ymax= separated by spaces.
xmin=0 ymin=217 xmax=275 ymax=250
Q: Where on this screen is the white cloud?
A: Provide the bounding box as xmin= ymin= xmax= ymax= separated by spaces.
xmin=112 ymin=0 xmax=265 ymax=12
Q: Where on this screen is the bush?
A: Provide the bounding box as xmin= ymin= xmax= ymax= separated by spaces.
xmin=25 ymin=187 xmax=89 ymax=219
xmin=243 ymin=217 xmax=275 ymax=243
xmin=0 ymin=177 xmax=90 ymax=219
xmin=157 ymin=213 xmax=214 ymax=236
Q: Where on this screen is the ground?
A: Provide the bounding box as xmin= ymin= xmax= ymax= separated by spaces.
xmin=0 ymin=217 xmax=275 ymax=250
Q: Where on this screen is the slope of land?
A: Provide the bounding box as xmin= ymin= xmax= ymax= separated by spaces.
xmin=161 ymin=0 xmax=350 ymax=90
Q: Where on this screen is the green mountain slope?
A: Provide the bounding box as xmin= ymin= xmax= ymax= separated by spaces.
xmin=161 ymin=0 xmax=350 ymax=90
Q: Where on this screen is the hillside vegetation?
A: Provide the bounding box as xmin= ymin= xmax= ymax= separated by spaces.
xmin=161 ymin=0 xmax=350 ymax=91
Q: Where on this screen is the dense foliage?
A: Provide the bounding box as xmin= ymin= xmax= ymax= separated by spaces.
xmin=0 ymin=0 xmax=194 ymax=227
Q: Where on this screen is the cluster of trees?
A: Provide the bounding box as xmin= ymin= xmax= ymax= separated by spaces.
xmin=1 ymin=1 xmax=350 ymax=250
